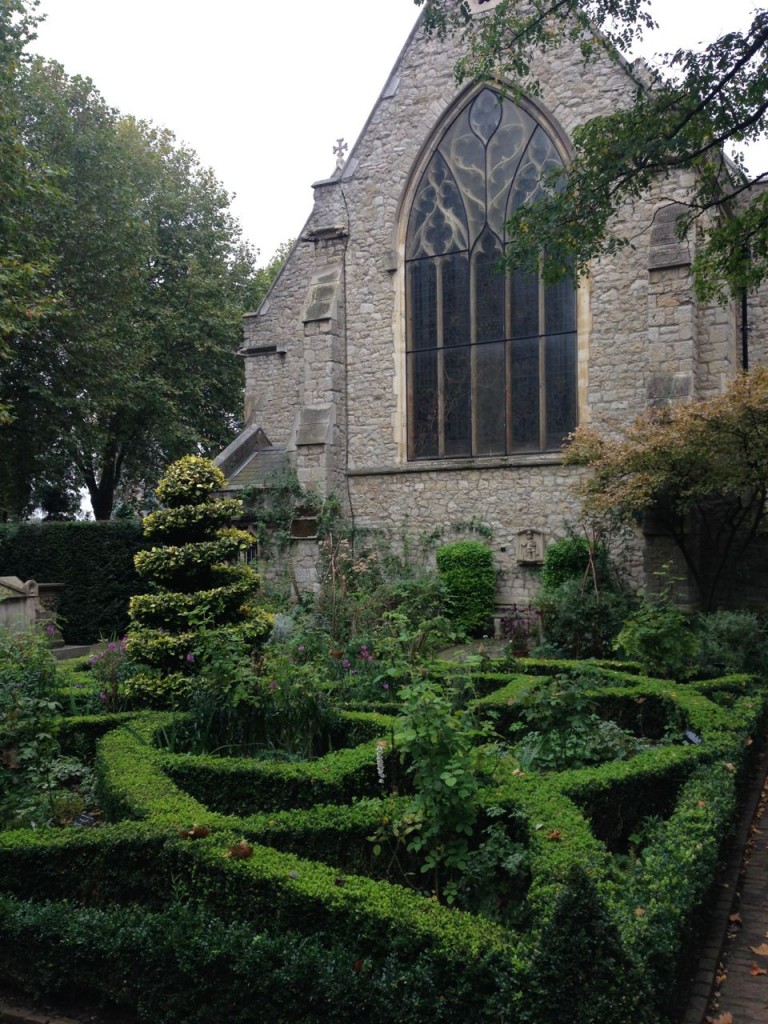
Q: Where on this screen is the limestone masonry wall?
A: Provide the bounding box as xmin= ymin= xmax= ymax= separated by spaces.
xmin=238 ymin=6 xmax=763 ymax=605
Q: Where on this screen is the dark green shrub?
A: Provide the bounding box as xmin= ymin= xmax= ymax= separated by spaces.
xmin=524 ymin=865 xmax=649 ymax=1024
xmin=436 ymin=540 xmax=495 ymax=637
xmin=535 ymin=578 xmax=633 ymax=659
xmin=0 ymin=521 xmax=145 ymax=643
xmin=694 ymin=609 xmax=768 ymax=678
xmin=539 ymin=535 xmax=611 ymax=591
xmin=615 ymin=598 xmax=698 ymax=679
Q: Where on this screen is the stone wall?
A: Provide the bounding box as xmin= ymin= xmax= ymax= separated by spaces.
xmin=237 ymin=4 xmax=762 ymax=607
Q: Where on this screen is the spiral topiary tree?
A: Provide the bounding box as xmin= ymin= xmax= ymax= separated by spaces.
xmin=125 ymin=456 xmax=272 ymax=695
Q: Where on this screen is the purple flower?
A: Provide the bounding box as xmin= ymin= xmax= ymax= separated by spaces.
xmin=99 ymin=691 xmax=107 ymax=702
xmin=342 ymin=659 xmax=351 ymax=669
xmin=185 ymin=652 xmax=195 ymax=663
xmin=382 ymin=683 xmax=390 ymax=691
xmin=297 ymin=645 xmax=305 ymax=651
xmin=45 ymin=624 xmax=56 ymax=636
xmin=269 ymin=680 xmax=279 ymax=691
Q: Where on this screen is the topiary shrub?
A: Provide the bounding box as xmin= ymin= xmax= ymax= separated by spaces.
xmin=125 ymin=456 xmax=272 ymax=698
xmin=436 ymin=540 xmax=495 ymax=637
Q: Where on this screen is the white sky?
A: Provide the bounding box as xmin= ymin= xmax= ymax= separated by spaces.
xmin=29 ymin=0 xmax=766 ymax=265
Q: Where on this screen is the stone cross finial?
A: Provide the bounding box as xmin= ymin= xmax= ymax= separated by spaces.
xmin=333 ymin=138 xmax=348 ymax=170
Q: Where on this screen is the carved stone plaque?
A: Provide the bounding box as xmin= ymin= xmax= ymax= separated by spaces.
xmin=515 ymin=528 xmax=545 ymax=565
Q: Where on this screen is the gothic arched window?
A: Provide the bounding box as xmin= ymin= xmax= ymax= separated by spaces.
xmin=406 ymin=88 xmax=577 ymax=460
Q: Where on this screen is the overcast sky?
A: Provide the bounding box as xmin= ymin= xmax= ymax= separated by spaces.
xmin=29 ymin=0 xmax=765 ymax=265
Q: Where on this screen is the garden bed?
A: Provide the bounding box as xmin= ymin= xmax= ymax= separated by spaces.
xmin=1 ymin=659 xmax=766 ymax=1024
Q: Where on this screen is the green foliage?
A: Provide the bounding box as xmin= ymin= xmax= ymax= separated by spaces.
xmin=0 ymin=628 xmax=94 ymax=828
xmin=524 ymin=865 xmax=649 ymax=1024
xmin=694 ymin=609 xmax=768 ymax=679
xmin=417 ymin=2 xmax=768 ymax=302
xmin=154 ymin=456 xmax=226 ymax=508
xmin=539 ymin=535 xmax=611 ymax=592
xmin=615 ymin=596 xmax=699 ymax=680
xmin=436 ymin=540 xmax=495 ymax=637
xmin=0 ymin=0 xmax=55 ymax=428
xmin=0 ymin=651 xmax=765 ymax=1022
xmin=0 ymin=520 xmax=145 ymax=644
xmin=567 ymin=370 xmax=768 ymax=610
xmin=392 ymin=678 xmax=495 ymax=895
xmin=87 ymin=639 xmax=135 ymax=713
xmin=126 ymin=457 xmax=271 ymax=683
xmin=167 ymin=633 xmax=341 ymax=761
xmin=0 ymin=55 xmax=263 ymax=518
xmin=535 ymin=577 xmax=633 ymax=659
xmin=534 ymin=532 xmax=632 ymax=658
xmin=509 ymin=674 xmax=648 ymax=772
xmin=0 ymin=625 xmax=58 ymax=702
xmin=622 ymin=764 xmax=738 ymax=1013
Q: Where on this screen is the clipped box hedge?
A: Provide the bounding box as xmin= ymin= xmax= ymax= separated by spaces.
xmin=0 ymin=662 xmax=766 ymax=1024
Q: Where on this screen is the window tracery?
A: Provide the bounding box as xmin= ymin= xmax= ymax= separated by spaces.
xmin=405 ymin=87 xmax=577 ymax=460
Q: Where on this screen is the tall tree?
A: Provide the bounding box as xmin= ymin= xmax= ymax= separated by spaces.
xmin=416 ymin=1 xmax=768 ymax=300
xmin=0 ymin=0 xmax=55 ymax=432
xmin=0 ymin=58 xmax=260 ymax=519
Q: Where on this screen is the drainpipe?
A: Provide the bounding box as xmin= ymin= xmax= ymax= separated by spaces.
xmin=741 ymin=286 xmax=750 ymax=371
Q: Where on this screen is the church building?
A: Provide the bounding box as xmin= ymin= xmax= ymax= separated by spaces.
xmin=216 ymin=0 xmax=768 ymax=605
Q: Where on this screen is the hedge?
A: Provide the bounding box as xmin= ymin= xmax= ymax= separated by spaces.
xmin=0 ymin=520 xmax=145 ymax=643
xmin=0 ymin=663 xmax=766 ymax=1023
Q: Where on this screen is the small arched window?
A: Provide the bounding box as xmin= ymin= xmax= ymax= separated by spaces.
xmin=406 ymin=88 xmax=577 ymax=460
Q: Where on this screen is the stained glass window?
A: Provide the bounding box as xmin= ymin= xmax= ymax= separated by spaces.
xmin=406 ymin=88 xmax=577 ymax=459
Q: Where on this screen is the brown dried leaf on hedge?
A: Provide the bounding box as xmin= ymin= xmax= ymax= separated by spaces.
xmin=227 ymin=839 xmax=253 ymax=859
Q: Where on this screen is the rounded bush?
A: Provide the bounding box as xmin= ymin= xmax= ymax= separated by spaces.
xmin=154 ymin=455 xmax=226 ymax=508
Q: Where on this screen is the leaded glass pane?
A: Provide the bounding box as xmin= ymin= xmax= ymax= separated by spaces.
xmin=469 ymin=88 xmax=503 ymax=144
xmin=488 ymin=102 xmax=536 ymax=238
xmin=408 ymin=350 xmax=439 ymax=458
xmin=407 ymin=151 xmax=469 ymax=259
xmin=438 ymin=109 xmax=486 ymax=250
xmin=406 ymin=87 xmax=578 ymax=461
xmin=511 ymin=338 xmax=540 ymax=451
xmin=475 ymin=341 xmax=506 ymax=455
xmin=510 ymin=269 xmax=539 ymax=340
xmin=545 ymin=333 xmax=577 ymax=449
xmin=474 ymin=231 xmax=505 ymax=343
xmin=442 ymin=254 xmax=470 ymax=347
xmin=444 ymin=346 xmax=472 ymax=456
xmin=545 ymin=275 xmax=577 ymax=334
xmin=408 ymin=261 xmax=437 ymax=351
